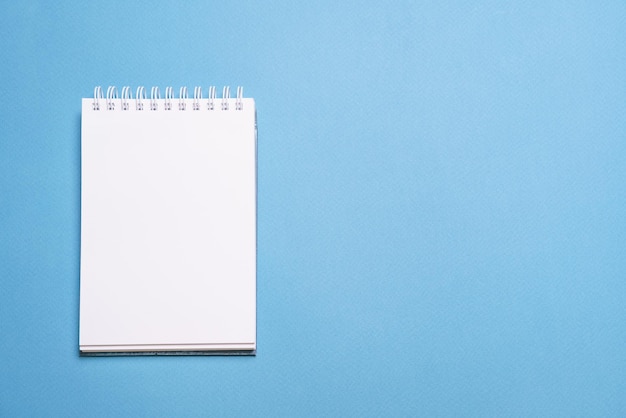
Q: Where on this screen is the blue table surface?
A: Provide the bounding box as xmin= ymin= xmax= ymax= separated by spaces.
xmin=1 ymin=1 xmax=625 ymax=416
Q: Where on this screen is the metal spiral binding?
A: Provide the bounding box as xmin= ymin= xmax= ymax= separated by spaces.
xmin=136 ymin=86 xmax=146 ymax=110
xmin=93 ymin=86 xmax=103 ymax=110
xmin=121 ymin=86 xmax=131 ymax=110
xmin=93 ymin=86 xmax=245 ymax=111
xmin=179 ymin=87 xmax=188 ymax=110
xmin=221 ymin=86 xmax=230 ymax=110
xmin=193 ymin=86 xmax=202 ymax=110
xmin=164 ymin=87 xmax=173 ymax=110
xmin=106 ymin=86 xmax=118 ymax=110
xmin=236 ymin=86 xmax=243 ymax=111
xmin=150 ymin=87 xmax=160 ymax=110
xmin=208 ymin=86 xmax=216 ymax=110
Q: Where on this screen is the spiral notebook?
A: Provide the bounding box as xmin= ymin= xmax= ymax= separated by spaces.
xmin=79 ymin=86 xmax=256 ymax=355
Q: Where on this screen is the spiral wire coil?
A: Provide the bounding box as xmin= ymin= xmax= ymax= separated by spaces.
xmin=92 ymin=86 xmax=244 ymax=111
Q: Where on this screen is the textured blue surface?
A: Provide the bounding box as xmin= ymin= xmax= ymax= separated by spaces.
xmin=1 ymin=1 xmax=625 ymax=416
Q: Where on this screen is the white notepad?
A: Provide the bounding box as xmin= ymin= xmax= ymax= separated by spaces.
xmin=80 ymin=86 xmax=256 ymax=355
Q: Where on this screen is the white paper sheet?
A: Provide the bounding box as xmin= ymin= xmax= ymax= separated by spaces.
xmin=80 ymin=97 xmax=256 ymax=354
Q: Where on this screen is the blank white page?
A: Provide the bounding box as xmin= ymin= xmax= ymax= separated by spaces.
xmin=80 ymin=96 xmax=256 ymax=354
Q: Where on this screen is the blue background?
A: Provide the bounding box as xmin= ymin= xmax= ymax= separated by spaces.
xmin=1 ymin=1 xmax=625 ymax=416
